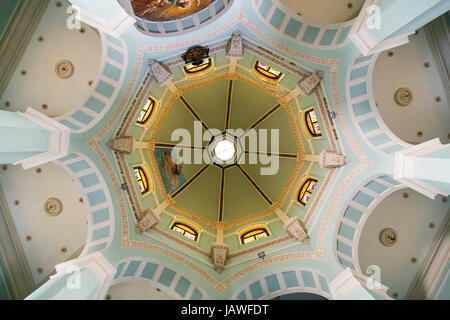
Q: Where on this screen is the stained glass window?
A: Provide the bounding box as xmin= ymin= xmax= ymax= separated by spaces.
xmin=298 ymin=178 xmax=318 ymax=206
xmin=134 ymin=166 xmax=149 ymax=194
xmin=241 ymin=228 xmax=269 ymax=244
xmin=255 ymin=61 xmax=283 ymax=80
xmin=171 ymin=223 xmax=198 ymax=241
xmin=305 ymin=109 xmax=322 ymax=137
xmin=183 ymin=58 xmax=212 ymax=74
xmin=137 ymin=97 xmax=155 ymax=125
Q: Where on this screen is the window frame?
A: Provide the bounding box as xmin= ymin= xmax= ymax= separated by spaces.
xmin=254 ymin=61 xmax=283 ymax=80
xmin=136 ymin=97 xmax=155 ymax=125
xmin=298 ymin=178 xmax=319 ymax=206
xmin=305 ymin=109 xmax=322 ymax=137
xmin=241 ymin=228 xmax=269 ymax=244
xmin=171 ymin=222 xmax=199 ymax=241
xmin=183 ymin=58 xmax=213 ymax=74
xmin=133 ymin=166 xmax=149 ymax=194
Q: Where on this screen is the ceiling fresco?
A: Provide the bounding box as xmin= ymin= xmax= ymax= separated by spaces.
xmin=131 ymin=0 xmax=216 ymax=21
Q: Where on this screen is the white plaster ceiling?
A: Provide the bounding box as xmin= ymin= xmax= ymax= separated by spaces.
xmin=373 ymin=28 xmax=450 ymax=145
xmin=0 ymin=162 xmax=88 ymax=286
xmin=279 ymin=0 xmax=365 ymax=23
xmin=358 ymin=188 xmax=449 ymax=300
xmin=106 ymin=281 xmax=177 ymax=300
xmin=0 ymin=0 xmax=102 ymax=117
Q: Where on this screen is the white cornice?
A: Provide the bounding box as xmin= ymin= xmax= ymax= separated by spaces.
xmin=393 ymin=139 xmax=449 ymax=199
xmin=14 ymin=107 xmax=70 ymax=170
xmin=349 ymin=0 xmax=413 ymax=56
xmin=53 ymin=252 xmax=116 ymax=300
xmin=75 ymin=6 xmax=135 ymax=38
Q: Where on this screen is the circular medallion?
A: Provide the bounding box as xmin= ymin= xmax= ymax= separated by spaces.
xmin=394 ymin=88 xmax=414 ymax=106
xmin=43 ymin=198 xmax=63 ymax=217
xmin=379 ymin=228 xmax=398 ymax=247
xmin=55 ymin=60 xmax=74 ymax=79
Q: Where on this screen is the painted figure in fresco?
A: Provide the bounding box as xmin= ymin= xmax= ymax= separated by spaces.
xmin=132 ymin=0 xmax=213 ymax=21
xmin=132 ymin=0 xmax=167 ymax=17
xmin=170 ymin=0 xmax=197 ymax=8
xmin=161 ymin=150 xmax=182 ymax=190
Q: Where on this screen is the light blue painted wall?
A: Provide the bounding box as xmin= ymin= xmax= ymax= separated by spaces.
xmin=370 ymin=0 xmax=449 ymax=42
xmin=26 ymin=268 xmax=100 ymax=300
xmin=0 ymin=110 xmax=50 ymax=164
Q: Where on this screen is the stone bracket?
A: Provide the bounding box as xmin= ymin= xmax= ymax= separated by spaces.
xmin=284 ymin=217 xmax=309 ymax=244
xmin=211 ymin=243 xmax=229 ymax=273
xmin=226 ymin=30 xmax=244 ymax=59
xmin=297 ymin=71 xmax=323 ymax=96
xmin=107 ymin=136 xmax=135 ymax=154
xmin=320 ymin=150 xmax=349 ymax=169
xmin=135 ymin=208 xmax=160 ymax=233
xmin=149 ymin=59 xmax=173 ymax=86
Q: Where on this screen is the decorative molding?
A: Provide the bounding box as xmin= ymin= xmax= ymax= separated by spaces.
xmin=14 ymin=107 xmax=70 ymax=170
xmin=43 ymin=198 xmax=63 ymax=217
xmin=0 ymin=0 xmax=48 ymax=98
xmin=73 ymin=5 xmax=135 ymax=38
xmin=408 ymin=218 xmax=450 ymax=299
xmin=394 ymin=138 xmax=449 ymax=198
xmin=349 ymin=0 xmax=413 ymax=56
xmin=0 ymin=183 xmax=35 ymax=299
xmin=54 ymin=59 xmax=74 ymax=79
xmin=329 ymin=268 xmax=390 ymax=300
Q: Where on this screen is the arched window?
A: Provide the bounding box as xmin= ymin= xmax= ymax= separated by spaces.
xmin=305 ymin=109 xmax=322 ymax=137
xmin=255 ymin=61 xmax=283 ymax=80
xmin=134 ymin=166 xmax=149 ymax=194
xmin=183 ymin=58 xmax=212 ymax=74
xmin=171 ymin=223 xmax=198 ymax=241
xmin=241 ymin=228 xmax=269 ymax=244
xmin=298 ymin=178 xmax=318 ymax=206
xmin=137 ymin=97 xmax=155 ymax=125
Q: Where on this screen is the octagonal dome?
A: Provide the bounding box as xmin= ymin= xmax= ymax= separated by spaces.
xmin=151 ymin=77 xmax=303 ymax=224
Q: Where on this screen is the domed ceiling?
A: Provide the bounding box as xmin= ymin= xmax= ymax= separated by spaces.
xmin=109 ymin=37 xmax=341 ymax=281
xmin=150 ymin=77 xmax=303 ymax=224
